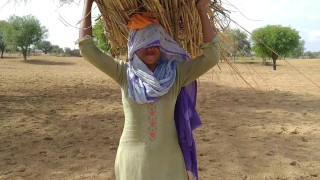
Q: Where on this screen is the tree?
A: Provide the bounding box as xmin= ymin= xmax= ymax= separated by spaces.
xmin=51 ymin=45 xmax=64 ymax=55
xmin=70 ymin=49 xmax=81 ymax=57
xmin=252 ymin=25 xmax=300 ymax=70
xmin=224 ymin=28 xmax=251 ymax=60
xmin=92 ymin=18 xmax=112 ymax=54
xmin=37 ymin=40 xmax=53 ymax=54
xmin=0 ymin=20 xmax=14 ymax=58
xmin=64 ymin=47 xmax=72 ymax=56
xmin=8 ymin=15 xmax=48 ymax=60
xmin=0 ymin=34 xmax=6 ymax=58
xmin=304 ymin=51 xmax=318 ymax=59
xmin=63 ymin=47 xmax=80 ymax=57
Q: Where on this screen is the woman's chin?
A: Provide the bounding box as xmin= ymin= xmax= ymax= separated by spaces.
xmin=142 ymin=57 xmax=159 ymax=65
xmin=144 ymin=61 xmax=157 ymax=66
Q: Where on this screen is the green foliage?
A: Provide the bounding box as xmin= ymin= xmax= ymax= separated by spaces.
xmin=0 ymin=20 xmax=15 ymax=54
xmin=304 ymin=51 xmax=319 ymax=59
xmin=8 ymin=15 xmax=48 ymax=60
xmin=37 ymin=40 xmax=53 ymax=54
xmin=0 ymin=34 xmax=4 ymax=47
xmin=63 ymin=47 xmax=80 ymax=57
xmin=92 ymin=19 xmax=112 ymax=54
xmin=225 ymin=28 xmax=251 ymax=59
xmin=252 ymin=25 xmax=300 ymax=59
xmin=64 ymin=47 xmax=72 ymax=56
xmin=252 ymin=25 xmax=301 ymax=70
xmin=51 ymin=45 xmax=64 ymax=55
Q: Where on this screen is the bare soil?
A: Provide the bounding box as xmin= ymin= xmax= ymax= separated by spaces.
xmin=1 ymin=55 xmax=319 ymax=179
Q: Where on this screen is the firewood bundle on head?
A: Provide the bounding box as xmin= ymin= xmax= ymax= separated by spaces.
xmin=94 ymin=0 xmax=230 ymax=60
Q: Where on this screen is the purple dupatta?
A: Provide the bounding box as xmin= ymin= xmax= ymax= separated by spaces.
xmin=175 ymin=81 xmax=202 ymax=180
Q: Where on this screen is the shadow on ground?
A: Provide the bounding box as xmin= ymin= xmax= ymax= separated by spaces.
xmin=24 ymin=59 xmax=75 ymax=66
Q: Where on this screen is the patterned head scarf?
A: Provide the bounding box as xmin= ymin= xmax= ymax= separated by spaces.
xmin=127 ymin=23 xmax=190 ymax=103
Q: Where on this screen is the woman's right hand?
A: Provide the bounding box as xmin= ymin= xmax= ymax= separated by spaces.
xmin=84 ymin=0 xmax=94 ymax=8
xmin=79 ymin=0 xmax=95 ymax=39
xmin=196 ymin=0 xmax=216 ymax=43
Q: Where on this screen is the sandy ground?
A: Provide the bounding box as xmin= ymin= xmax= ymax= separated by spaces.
xmin=0 ymin=55 xmax=319 ymax=180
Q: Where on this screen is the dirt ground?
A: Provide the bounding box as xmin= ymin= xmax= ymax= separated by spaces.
xmin=0 ymin=55 xmax=319 ymax=180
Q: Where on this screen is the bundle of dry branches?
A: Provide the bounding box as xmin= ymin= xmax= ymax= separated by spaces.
xmin=94 ymin=0 xmax=230 ymax=59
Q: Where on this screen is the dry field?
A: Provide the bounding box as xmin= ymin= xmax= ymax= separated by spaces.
xmin=0 ymin=55 xmax=319 ymax=179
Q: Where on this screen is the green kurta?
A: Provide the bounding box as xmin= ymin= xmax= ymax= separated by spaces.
xmin=78 ymin=37 xmax=220 ymax=180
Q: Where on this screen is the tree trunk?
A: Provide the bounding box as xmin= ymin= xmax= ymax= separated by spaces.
xmin=0 ymin=44 xmax=5 ymax=59
xmin=22 ymin=49 xmax=27 ymax=61
xmin=271 ymin=52 xmax=278 ymax=70
xmin=272 ymin=59 xmax=276 ymax=70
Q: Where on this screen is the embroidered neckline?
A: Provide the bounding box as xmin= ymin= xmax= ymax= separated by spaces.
xmin=147 ymin=103 xmax=157 ymax=141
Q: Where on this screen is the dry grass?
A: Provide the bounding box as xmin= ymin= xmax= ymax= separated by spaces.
xmin=94 ymin=0 xmax=228 ymax=58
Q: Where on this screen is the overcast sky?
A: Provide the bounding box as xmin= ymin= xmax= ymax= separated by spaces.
xmin=0 ymin=0 xmax=319 ymax=51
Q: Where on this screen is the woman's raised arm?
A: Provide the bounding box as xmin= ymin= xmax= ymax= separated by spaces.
xmin=79 ymin=0 xmax=94 ymax=39
xmin=196 ymin=0 xmax=217 ymax=43
xmin=177 ymin=0 xmax=220 ymax=87
xmin=77 ymin=0 xmax=126 ymax=86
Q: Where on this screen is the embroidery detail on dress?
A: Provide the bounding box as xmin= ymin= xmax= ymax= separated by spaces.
xmin=147 ymin=103 xmax=157 ymax=141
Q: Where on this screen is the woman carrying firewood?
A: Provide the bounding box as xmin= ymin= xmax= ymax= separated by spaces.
xmin=78 ymin=0 xmax=219 ymax=179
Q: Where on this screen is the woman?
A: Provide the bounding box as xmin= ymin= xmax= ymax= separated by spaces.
xmin=78 ymin=0 xmax=220 ymax=179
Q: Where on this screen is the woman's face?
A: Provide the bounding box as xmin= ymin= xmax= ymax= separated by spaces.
xmin=136 ymin=46 xmax=162 ymax=67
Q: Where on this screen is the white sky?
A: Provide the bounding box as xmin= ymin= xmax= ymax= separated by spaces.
xmin=0 ymin=0 xmax=319 ymax=51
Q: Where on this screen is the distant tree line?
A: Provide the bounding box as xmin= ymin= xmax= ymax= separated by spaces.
xmin=219 ymin=25 xmax=319 ymax=70
xmin=1 ymin=14 xmax=319 ymax=70
xmin=0 ymin=15 xmax=80 ymax=60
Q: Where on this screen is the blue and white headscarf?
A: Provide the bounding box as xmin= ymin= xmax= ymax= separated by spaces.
xmin=127 ymin=23 xmax=190 ymax=104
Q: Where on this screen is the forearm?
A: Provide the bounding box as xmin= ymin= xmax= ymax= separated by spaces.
xmin=178 ymin=42 xmax=220 ymax=86
xmin=196 ymin=2 xmax=217 ymax=43
xmin=79 ymin=0 xmax=94 ymax=39
xmin=79 ymin=38 xmax=126 ymax=85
